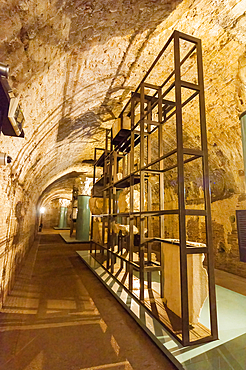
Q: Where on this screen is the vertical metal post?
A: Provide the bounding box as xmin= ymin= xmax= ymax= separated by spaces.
xmin=239 ymin=112 xmax=246 ymax=186
xmin=140 ymin=84 xmax=145 ymax=301
xmin=129 ymin=94 xmax=135 ymax=292
xmin=158 ymin=87 xmax=165 ymax=298
xmin=197 ymin=39 xmax=218 ymax=340
xmin=123 ymin=152 xmax=126 ymax=178
xmin=240 ymin=111 xmax=246 ymax=186
xmin=174 ymin=31 xmax=189 ymax=345
xmin=90 ymin=149 xmax=97 ymax=253
xmin=108 ymin=154 xmax=114 ymax=273
xmin=111 ymin=151 xmax=118 ymax=271
xmin=104 ymin=145 xmax=109 ymax=268
xmin=147 ymin=100 xmax=152 ymax=289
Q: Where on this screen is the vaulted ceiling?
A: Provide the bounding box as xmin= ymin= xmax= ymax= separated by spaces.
xmin=1 ymin=0 xmax=246 ymax=204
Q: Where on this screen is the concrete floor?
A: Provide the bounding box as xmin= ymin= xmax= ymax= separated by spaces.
xmin=0 ymin=230 xmax=176 ymax=370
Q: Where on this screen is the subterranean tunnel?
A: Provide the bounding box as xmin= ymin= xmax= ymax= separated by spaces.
xmin=1 ymin=1 xmax=246 ymax=369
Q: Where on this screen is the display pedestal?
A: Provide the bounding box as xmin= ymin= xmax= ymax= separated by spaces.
xmin=54 ymin=226 xmax=70 ymax=230
xmin=59 ymin=231 xmax=90 ymax=244
xmin=76 ymin=195 xmax=90 ymax=241
xmin=58 ymin=206 xmax=68 ymax=228
xmin=77 ymin=250 xmax=246 ymax=370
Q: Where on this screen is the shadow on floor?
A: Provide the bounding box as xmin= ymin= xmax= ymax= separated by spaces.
xmin=0 ymin=232 xmax=176 ymax=370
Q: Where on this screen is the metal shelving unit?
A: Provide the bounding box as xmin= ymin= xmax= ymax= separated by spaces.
xmin=90 ymin=30 xmax=218 ymax=346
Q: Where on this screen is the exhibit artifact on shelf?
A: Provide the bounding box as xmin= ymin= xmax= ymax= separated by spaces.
xmin=90 ymin=30 xmax=218 ymax=347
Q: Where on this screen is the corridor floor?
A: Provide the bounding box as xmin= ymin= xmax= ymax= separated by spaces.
xmin=0 ymin=231 xmax=176 ymax=370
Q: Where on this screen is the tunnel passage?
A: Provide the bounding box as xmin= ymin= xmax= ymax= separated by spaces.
xmin=1 ymin=0 xmax=246 ymax=308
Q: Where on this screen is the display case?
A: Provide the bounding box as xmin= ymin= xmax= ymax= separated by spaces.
xmin=90 ymin=30 xmax=218 ymax=346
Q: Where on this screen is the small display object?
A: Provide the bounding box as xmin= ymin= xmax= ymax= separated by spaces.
xmin=0 ymin=69 xmax=25 ymax=137
xmin=112 ymin=116 xmax=131 ymax=141
xmin=236 ymin=210 xmax=246 ymax=262
xmin=8 ymin=97 xmax=25 ymax=136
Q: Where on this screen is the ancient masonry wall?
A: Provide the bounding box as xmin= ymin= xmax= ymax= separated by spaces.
xmin=0 ymin=164 xmax=37 ymax=304
xmin=41 ymin=199 xmax=60 ymax=229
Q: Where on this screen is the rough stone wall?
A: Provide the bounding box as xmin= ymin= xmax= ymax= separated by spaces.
xmin=38 ymin=174 xmax=80 ymax=229
xmin=41 ymin=199 xmax=60 ymax=229
xmin=1 ymin=0 xmax=246 ymax=305
xmin=0 ymin=161 xmax=37 ymax=303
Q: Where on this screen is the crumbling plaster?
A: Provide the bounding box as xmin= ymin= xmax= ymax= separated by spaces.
xmin=1 ymin=0 xmax=246 ymax=303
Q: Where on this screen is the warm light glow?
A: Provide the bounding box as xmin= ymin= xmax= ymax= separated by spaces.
xmin=110 ymin=335 xmax=120 ymax=356
xmin=79 ymin=361 xmax=132 ymax=370
xmin=82 ymin=177 xmax=93 ymax=195
xmin=133 ymin=279 xmax=141 ymax=290
xmin=40 ymin=207 xmax=45 ymax=214
xmin=99 ymin=319 xmax=108 ymax=333
xmin=59 ymin=198 xmax=70 ymax=207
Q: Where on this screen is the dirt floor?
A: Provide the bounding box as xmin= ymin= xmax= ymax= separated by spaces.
xmin=0 ymin=230 xmax=176 ymax=370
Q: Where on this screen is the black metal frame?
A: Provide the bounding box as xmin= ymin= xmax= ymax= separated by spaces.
xmin=90 ymin=30 xmax=218 ymax=346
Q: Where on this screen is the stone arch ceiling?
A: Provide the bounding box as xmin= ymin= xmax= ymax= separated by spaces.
xmin=1 ymin=0 xmax=246 ymax=206
xmin=38 ymin=171 xmax=83 ymax=207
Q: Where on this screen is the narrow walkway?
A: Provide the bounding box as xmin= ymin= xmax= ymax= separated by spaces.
xmin=214 ymin=268 xmax=246 ymax=296
xmin=0 ymin=231 xmax=176 ymax=370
